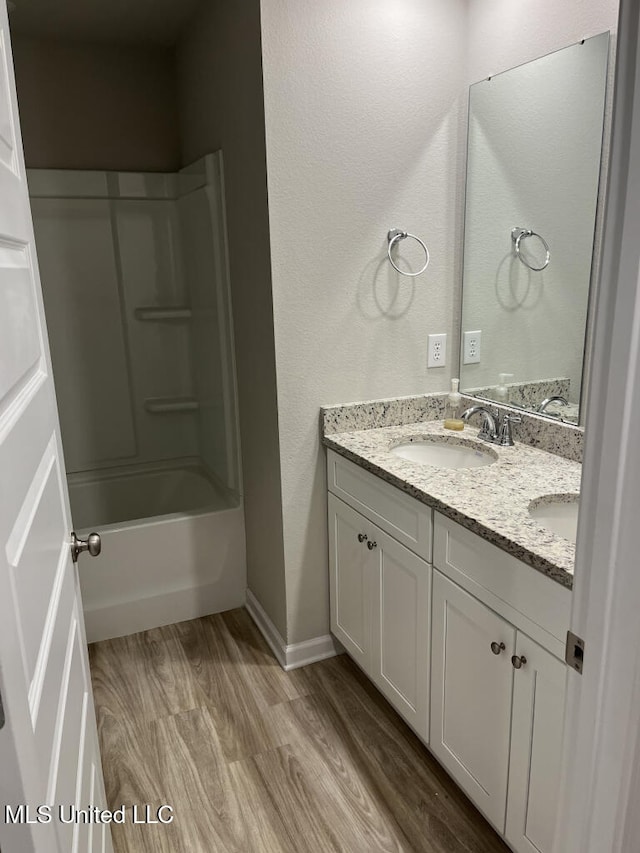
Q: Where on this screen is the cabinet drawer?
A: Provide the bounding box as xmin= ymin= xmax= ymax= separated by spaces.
xmin=433 ymin=512 xmax=570 ymax=656
xmin=327 ymin=450 xmax=432 ymax=562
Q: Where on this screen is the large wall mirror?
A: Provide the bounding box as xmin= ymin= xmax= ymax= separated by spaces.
xmin=459 ymin=32 xmax=610 ymax=425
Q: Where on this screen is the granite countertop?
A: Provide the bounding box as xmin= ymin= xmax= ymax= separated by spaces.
xmin=323 ymin=419 xmax=581 ymax=589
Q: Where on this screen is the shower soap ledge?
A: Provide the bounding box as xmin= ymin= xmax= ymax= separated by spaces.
xmin=135 ymin=306 xmax=192 ymax=321
xmin=144 ymin=397 xmax=200 ymax=414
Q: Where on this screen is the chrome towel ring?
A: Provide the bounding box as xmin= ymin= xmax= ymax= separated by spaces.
xmin=511 ymin=226 xmax=550 ymax=271
xmin=387 ymin=228 xmax=430 ymax=277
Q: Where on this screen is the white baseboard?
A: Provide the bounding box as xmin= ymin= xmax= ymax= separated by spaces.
xmin=245 ymin=589 xmax=341 ymax=671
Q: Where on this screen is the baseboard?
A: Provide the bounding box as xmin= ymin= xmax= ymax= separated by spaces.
xmin=245 ymin=589 xmax=341 ymax=671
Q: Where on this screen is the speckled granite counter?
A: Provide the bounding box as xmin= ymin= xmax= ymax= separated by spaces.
xmin=322 ymin=419 xmax=580 ymax=589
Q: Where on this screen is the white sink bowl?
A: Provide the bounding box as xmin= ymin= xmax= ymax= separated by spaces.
xmin=529 ymin=497 xmax=580 ymax=543
xmin=391 ymin=439 xmax=497 ymax=470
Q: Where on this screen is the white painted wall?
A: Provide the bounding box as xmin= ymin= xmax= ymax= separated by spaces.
xmin=13 ymin=37 xmax=180 ymax=172
xmin=177 ymin=0 xmax=288 ymax=638
xmin=260 ymin=0 xmax=620 ymax=645
xmin=260 ymin=0 xmax=468 ymax=643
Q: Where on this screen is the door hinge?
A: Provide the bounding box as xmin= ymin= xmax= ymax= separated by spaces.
xmin=566 ymin=630 xmax=585 ymax=674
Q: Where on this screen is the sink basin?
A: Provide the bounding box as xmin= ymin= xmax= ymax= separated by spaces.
xmin=528 ymin=496 xmax=580 ymax=543
xmin=391 ymin=438 xmax=497 ymax=470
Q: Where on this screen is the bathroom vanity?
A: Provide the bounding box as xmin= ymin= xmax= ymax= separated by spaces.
xmin=323 ymin=398 xmax=580 ymax=853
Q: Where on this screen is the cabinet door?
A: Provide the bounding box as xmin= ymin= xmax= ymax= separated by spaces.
xmin=328 ymin=494 xmax=372 ymax=671
xmin=369 ymin=528 xmax=430 ymax=742
xmin=506 ymin=634 xmax=567 ymax=853
xmin=430 ymin=570 xmax=515 ymax=832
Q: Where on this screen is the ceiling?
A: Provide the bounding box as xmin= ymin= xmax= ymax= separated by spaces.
xmin=8 ymin=0 xmax=202 ymax=45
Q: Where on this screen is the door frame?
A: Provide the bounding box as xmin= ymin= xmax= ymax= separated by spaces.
xmin=555 ymin=1 xmax=640 ymax=850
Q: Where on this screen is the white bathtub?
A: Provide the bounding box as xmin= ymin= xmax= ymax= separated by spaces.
xmin=70 ymin=464 xmax=246 ymax=643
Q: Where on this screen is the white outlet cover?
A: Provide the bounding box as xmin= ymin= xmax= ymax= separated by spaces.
xmin=463 ymin=330 xmax=481 ymax=365
xmin=428 ymin=333 xmax=447 ymax=368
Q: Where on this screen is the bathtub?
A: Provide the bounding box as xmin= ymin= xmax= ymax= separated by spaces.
xmin=71 ymin=463 xmax=246 ymax=643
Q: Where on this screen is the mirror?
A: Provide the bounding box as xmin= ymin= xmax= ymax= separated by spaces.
xmin=459 ymin=32 xmax=610 ymax=425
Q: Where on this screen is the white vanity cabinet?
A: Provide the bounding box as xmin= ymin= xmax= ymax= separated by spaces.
xmin=431 ymin=512 xmax=570 ymax=853
xmin=326 ymin=449 xmax=571 ymax=853
xmin=327 ymin=451 xmax=432 ymax=741
xmin=430 ymin=570 xmax=516 ymax=830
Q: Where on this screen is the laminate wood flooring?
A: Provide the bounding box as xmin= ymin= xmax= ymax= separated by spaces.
xmin=89 ymin=608 xmax=510 ymax=853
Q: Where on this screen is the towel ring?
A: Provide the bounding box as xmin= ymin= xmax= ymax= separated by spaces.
xmin=511 ymin=227 xmax=550 ymax=271
xmin=387 ymin=228 xmax=430 ymax=277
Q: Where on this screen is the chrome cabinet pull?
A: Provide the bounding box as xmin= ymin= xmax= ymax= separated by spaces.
xmin=490 ymin=641 xmax=506 ymax=655
xmin=367 ymin=540 xmax=378 ymax=550
xmin=511 ymin=655 xmax=527 ymax=669
xmin=357 ymin=533 xmax=368 ymax=543
xmin=71 ymin=531 xmax=102 ymax=563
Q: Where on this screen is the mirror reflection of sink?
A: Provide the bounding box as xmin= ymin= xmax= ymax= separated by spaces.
xmin=391 ymin=438 xmax=497 ymax=470
xmin=528 ymin=496 xmax=580 ymax=543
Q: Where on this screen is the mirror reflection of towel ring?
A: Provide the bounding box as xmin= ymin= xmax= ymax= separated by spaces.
xmin=511 ymin=226 xmax=550 ymax=271
xmin=387 ymin=228 xmax=430 ymax=277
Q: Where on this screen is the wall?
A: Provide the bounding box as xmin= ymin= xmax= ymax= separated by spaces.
xmin=260 ymin=0 xmax=620 ymax=646
xmin=177 ymin=0 xmax=288 ymax=637
xmin=12 ymin=37 xmax=180 ymax=171
xmin=260 ymin=0 xmax=468 ymax=643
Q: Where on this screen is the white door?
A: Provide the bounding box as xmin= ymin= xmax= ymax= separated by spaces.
xmin=328 ymin=494 xmax=372 ymax=671
xmin=0 ymin=4 xmax=113 ymax=851
xmin=430 ymin=569 xmax=515 ymax=833
xmin=506 ymin=633 xmax=567 ymax=853
xmin=369 ymin=528 xmax=430 ymax=742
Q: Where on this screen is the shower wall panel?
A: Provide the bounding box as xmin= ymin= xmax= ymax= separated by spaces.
xmin=178 ymin=153 xmax=240 ymax=494
xmin=29 ymin=169 xmax=198 ymax=475
xmin=31 ymin=195 xmax=137 ymax=471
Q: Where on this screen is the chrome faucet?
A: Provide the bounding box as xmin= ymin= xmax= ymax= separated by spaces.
xmin=460 ymin=405 xmax=521 ymax=446
xmin=538 ymin=395 xmax=569 ymax=413
xmin=460 ymin=405 xmax=499 ymax=442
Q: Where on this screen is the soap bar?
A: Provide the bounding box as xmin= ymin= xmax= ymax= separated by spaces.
xmin=444 ymin=418 xmax=464 ymax=431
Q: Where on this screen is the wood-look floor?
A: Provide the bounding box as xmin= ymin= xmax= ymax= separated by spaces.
xmin=89 ymin=609 xmax=510 ymax=853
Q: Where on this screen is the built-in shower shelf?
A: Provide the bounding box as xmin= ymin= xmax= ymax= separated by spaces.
xmin=135 ymin=306 xmax=192 ymax=321
xmin=144 ymin=397 xmax=200 ymax=414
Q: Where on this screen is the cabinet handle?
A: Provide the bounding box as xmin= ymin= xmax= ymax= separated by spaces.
xmin=357 ymin=533 xmax=368 ymax=543
xmin=511 ymin=655 xmax=527 ymax=669
xmin=367 ymin=540 xmax=378 ymax=550
xmin=490 ymin=641 xmax=506 ymax=655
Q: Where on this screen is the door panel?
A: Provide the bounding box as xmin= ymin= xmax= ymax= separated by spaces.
xmin=328 ymin=494 xmax=371 ymax=670
xmin=0 ymin=2 xmax=112 ymax=850
xmin=430 ymin=569 xmax=515 ymax=833
xmin=8 ymin=439 xmax=64 ymax=681
xmin=370 ymin=530 xmax=430 ymax=741
xmin=506 ymin=634 xmax=567 ymax=853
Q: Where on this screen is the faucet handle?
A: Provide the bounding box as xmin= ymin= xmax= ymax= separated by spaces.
xmin=498 ymin=412 xmax=521 ymax=446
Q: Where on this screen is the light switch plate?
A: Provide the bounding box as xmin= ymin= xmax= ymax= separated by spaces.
xmin=428 ymin=333 xmax=447 ymax=368
xmin=463 ymin=330 xmax=482 ymax=364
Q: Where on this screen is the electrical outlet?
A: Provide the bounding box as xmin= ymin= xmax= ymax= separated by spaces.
xmin=463 ymin=330 xmax=482 ymax=364
xmin=427 ymin=333 xmax=447 ymax=368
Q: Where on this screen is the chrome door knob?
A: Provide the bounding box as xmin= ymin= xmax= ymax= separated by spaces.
xmin=71 ymin=531 xmax=101 ymax=563
xmin=511 ymin=655 xmax=527 ymax=669
xmin=357 ymin=533 xmax=368 ymax=543
xmin=490 ymin=641 xmax=506 ymax=655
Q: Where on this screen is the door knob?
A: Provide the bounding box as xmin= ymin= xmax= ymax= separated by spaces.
xmin=490 ymin=641 xmax=506 ymax=655
xmin=511 ymin=655 xmax=527 ymax=669
xmin=367 ymin=540 xmax=378 ymax=550
xmin=71 ymin=531 xmax=101 ymax=563
xmin=357 ymin=533 xmax=368 ymax=543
